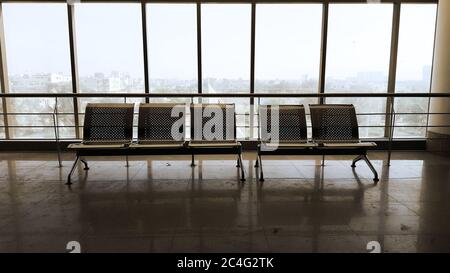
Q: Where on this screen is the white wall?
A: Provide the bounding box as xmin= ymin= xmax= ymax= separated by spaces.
xmin=429 ymin=0 xmax=450 ymax=135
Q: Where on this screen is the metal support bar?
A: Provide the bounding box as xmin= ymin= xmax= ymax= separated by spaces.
xmin=141 ymin=1 xmax=150 ymax=103
xmin=0 ymin=1 xmax=438 ymax=3
xmin=238 ymin=152 xmax=245 ymax=182
xmin=249 ymin=2 xmax=256 ymax=139
xmin=318 ymin=2 xmax=329 ymax=105
xmin=362 ymin=155 xmax=379 ymax=184
xmin=196 ymin=1 xmax=202 ymax=94
xmin=351 ymin=154 xmax=364 ymax=167
xmin=1 ymin=93 xmax=450 ymax=99
xmin=67 ymin=155 xmax=79 ymax=185
xmin=80 ymin=158 xmax=89 ymax=170
xmin=0 ymin=3 xmax=10 ymax=139
xmin=384 ymin=2 xmax=401 ymax=138
xmin=67 ymin=3 xmax=80 ymax=139
xmin=258 ymin=154 xmax=264 ymax=182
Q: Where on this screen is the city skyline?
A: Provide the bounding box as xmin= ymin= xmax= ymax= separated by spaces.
xmin=2 ymin=3 xmax=436 ymax=81
xmin=0 ymin=2 xmax=438 ymax=140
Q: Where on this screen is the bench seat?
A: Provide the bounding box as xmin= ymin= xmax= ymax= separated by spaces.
xmin=256 ymin=104 xmax=379 ymax=184
xmin=322 ymin=142 xmax=377 ymax=148
xmin=68 ymin=143 xmax=128 ymax=149
xmin=261 ymin=142 xmax=318 ymax=149
xmin=188 ymin=141 xmax=241 ymax=148
xmin=129 ymin=142 xmax=185 ymax=149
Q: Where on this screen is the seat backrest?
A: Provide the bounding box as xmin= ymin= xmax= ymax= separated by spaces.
xmin=309 ymin=104 xmax=359 ymax=143
xmin=138 ymin=103 xmax=186 ymax=143
xmin=190 ymin=104 xmax=236 ymax=141
xmin=82 ymin=103 xmax=134 ymax=144
xmin=259 ymin=105 xmax=308 ymax=143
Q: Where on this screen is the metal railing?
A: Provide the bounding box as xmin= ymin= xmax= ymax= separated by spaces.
xmin=1 ymin=92 xmax=449 ymax=166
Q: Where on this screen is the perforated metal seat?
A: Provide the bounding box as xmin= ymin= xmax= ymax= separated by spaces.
xmin=188 ymin=103 xmax=245 ymax=181
xmin=129 ymin=103 xmax=186 ymax=149
xmin=309 ymin=104 xmax=377 ymax=147
xmin=256 ymin=105 xmax=315 ymax=181
xmin=189 ymin=104 xmax=238 ymax=143
xmin=259 ymin=105 xmax=315 ymax=148
xmin=68 ymin=103 xmax=134 ymax=148
xmin=309 ymin=104 xmax=379 ymax=183
xmin=67 ymin=103 xmax=135 ymax=185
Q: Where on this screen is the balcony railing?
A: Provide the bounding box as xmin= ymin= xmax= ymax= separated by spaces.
xmin=1 ymin=92 xmax=449 ymax=166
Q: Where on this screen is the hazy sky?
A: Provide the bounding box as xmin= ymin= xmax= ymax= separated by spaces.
xmin=326 ymin=4 xmax=393 ymax=81
xmin=2 ymin=3 xmax=437 ymax=81
xmin=147 ymin=4 xmax=197 ymax=81
xmin=255 ymin=4 xmax=322 ymax=81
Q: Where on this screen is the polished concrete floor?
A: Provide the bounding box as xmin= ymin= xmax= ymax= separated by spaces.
xmin=0 ymin=151 xmax=449 ymax=253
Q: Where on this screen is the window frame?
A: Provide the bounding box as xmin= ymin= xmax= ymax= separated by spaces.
xmin=0 ymin=0 xmax=440 ymax=140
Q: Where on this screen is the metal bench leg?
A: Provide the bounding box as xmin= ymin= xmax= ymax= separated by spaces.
xmin=254 ymin=155 xmax=259 ymax=168
xmin=191 ymin=154 xmax=196 ymax=167
xmin=66 ymin=155 xmax=80 ymax=185
xmin=80 ymin=158 xmax=89 ymax=170
xmin=351 ymin=155 xmax=364 ymax=168
xmin=321 ymin=155 xmax=325 ymax=166
xmin=362 ymin=155 xmax=379 ymax=184
xmin=125 ymin=156 xmax=130 ymax=167
xmin=238 ymin=153 xmax=245 ymax=182
xmin=259 ymin=155 xmax=264 ymax=182
xmin=236 ymin=156 xmax=241 ymax=168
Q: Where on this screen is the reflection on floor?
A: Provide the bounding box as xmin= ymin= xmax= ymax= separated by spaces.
xmin=0 ymin=151 xmax=449 ymax=253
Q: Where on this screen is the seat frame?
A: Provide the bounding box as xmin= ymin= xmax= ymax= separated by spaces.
xmin=67 ymin=103 xmax=246 ymax=185
xmin=188 ymin=103 xmax=245 ymax=182
xmin=67 ymin=103 xmax=135 ymax=185
xmin=255 ymin=104 xmax=379 ymax=184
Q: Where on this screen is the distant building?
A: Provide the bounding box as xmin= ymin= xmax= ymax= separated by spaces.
xmin=9 ymin=73 xmax=71 ymax=92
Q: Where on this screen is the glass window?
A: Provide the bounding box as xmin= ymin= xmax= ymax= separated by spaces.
xmin=75 ymin=3 xmax=145 ymax=94
xmin=394 ymin=4 xmax=437 ymax=138
xmin=325 ymin=4 xmax=393 ymax=138
xmin=147 ymin=4 xmax=197 ymax=98
xmin=255 ymin=4 xmax=322 ymax=139
xmin=3 ymin=3 xmax=74 ymax=139
xmin=255 ymin=4 xmax=322 ymax=96
xmin=75 ymin=3 xmax=145 ymax=137
xmin=201 ymin=4 xmax=251 ymax=139
xmin=202 ymin=4 xmax=251 ymax=94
